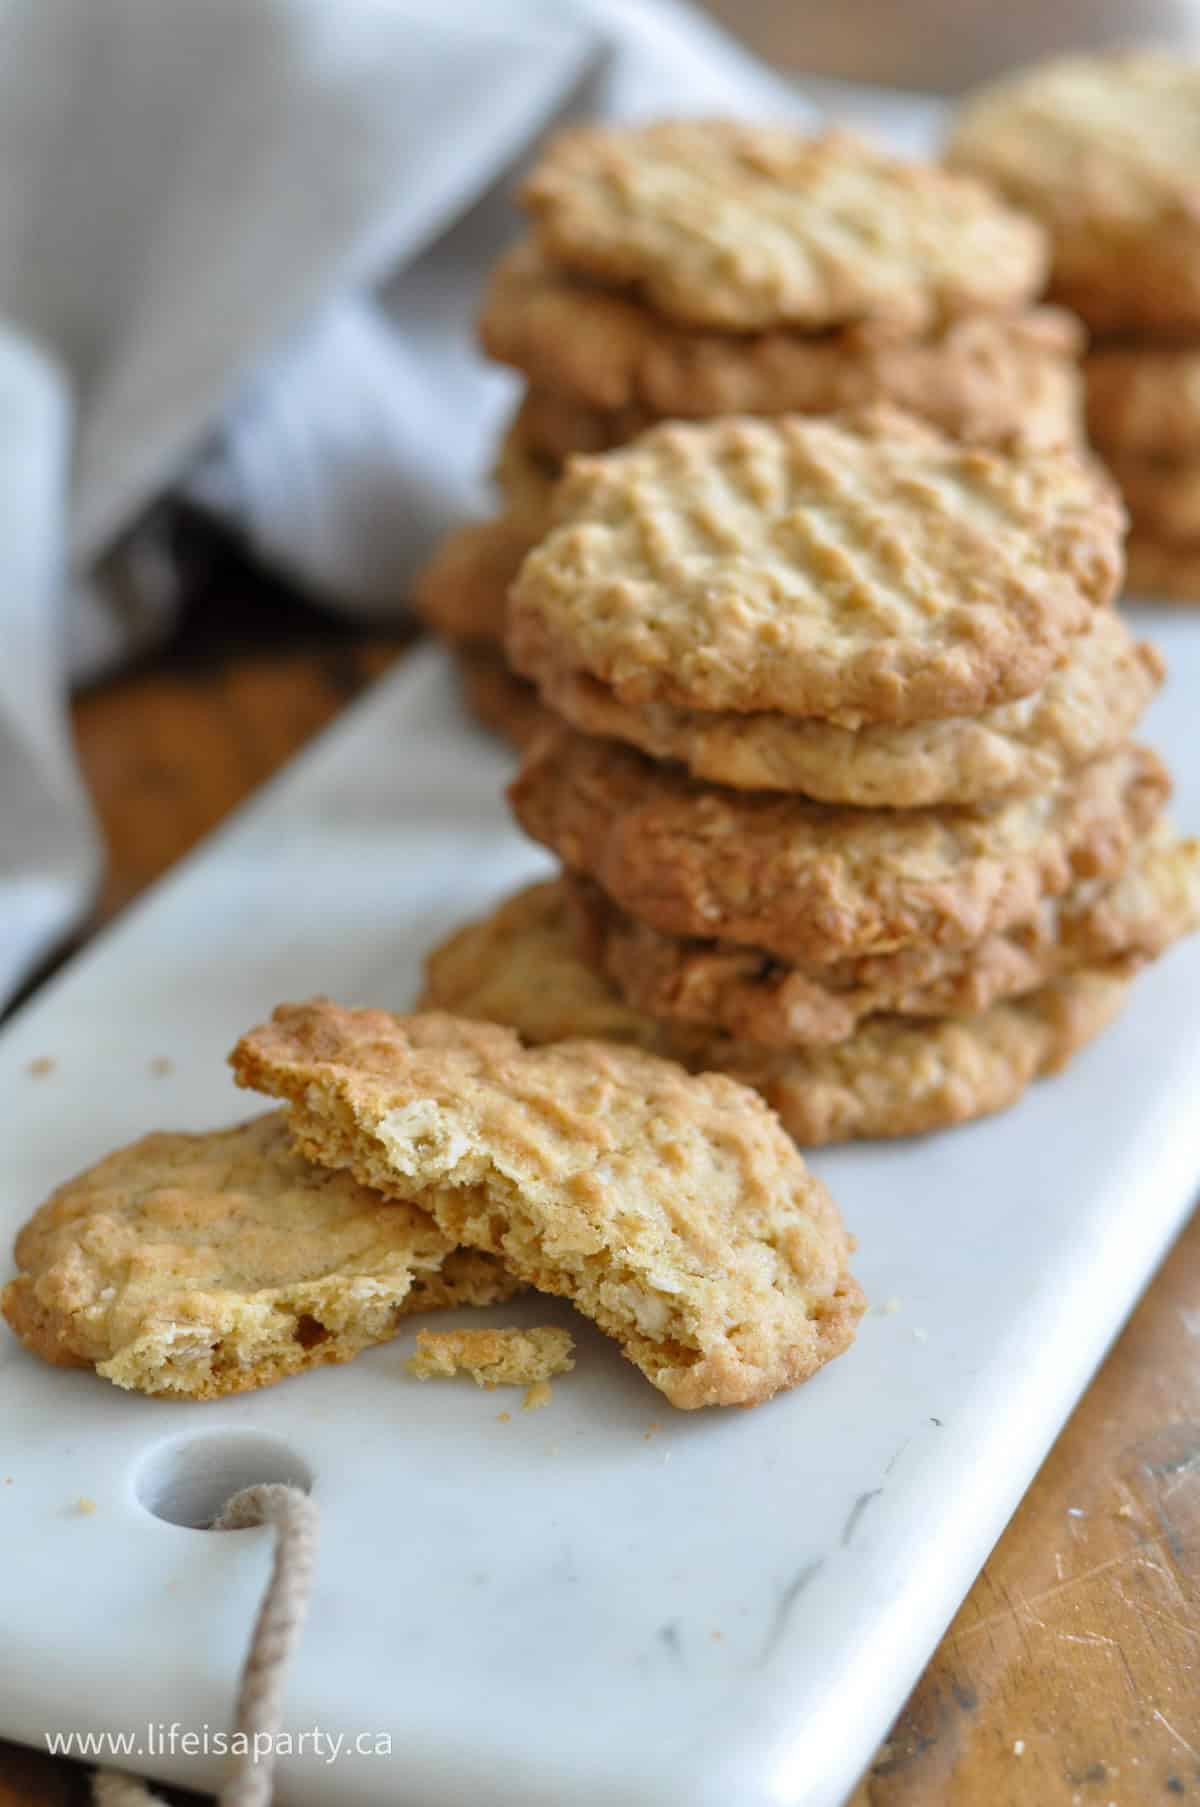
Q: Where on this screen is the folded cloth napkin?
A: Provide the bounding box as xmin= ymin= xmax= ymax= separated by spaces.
xmin=0 ymin=0 xmax=810 ymax=1006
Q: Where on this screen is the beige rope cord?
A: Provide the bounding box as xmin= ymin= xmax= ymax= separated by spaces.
xmin=92 ymin=1482 xmax=319 ymax=1807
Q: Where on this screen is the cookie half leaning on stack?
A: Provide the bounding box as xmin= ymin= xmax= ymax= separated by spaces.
xmin=416 ymin=119 xmax=1086 ymax=736
xmin=422 ymin=409 xmax=1200 ymax=1145
xmin=947 ymin=49 xmax=1200 ymax=601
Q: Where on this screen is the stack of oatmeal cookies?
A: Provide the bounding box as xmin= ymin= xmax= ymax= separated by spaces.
xmin=423 ymin=407 xmax=1199 ymax=1146
xmin=948 ymin=50 xmax=1200 ymax=602
xmin=416 ymin=120 xmax=1088 ymax=737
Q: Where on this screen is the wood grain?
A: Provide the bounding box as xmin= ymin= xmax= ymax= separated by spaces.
xmin=3 ymin=599 xmax=1198 ymax=1804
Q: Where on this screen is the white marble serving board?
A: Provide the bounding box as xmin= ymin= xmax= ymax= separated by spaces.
xmin=2 ymin=612 xmax=1199 ymax=1807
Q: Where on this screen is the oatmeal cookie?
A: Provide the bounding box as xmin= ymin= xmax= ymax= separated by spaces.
xmin=948 ymin=51 xmax=1200 ymax=333
xmin=481 ymin=243 xmax=1082 ymax=444
xmin=526 ymin=609 xmax=1159 ymax=806
xmin=567 ymin=827 xmax=1199 ymax=1045
xmin=231 ymin=1005 xmax=863 ymax=1408
xmin=418 ymin=881 xmax=1129 ymax=1145
xmin=522 ymin=123 xmax=1047 ymax=332
xmin=510 ymin=728 xmax=1168 ymax=966
xmin=507 ymin=411 xmax=1123 ymax=725
xmin=1 ymin=1113 xmax=517 ymax=1398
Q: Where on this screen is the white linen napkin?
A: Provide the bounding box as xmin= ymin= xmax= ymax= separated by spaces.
xmin=0 ymin=0 xmax=814 ymax=1005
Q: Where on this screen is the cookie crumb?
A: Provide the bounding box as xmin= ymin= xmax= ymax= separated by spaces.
xmin=523 ymin=1380 xmax=553 ymax=1411
xmin=27 ymin=1057 xmax=56 ymax=1078
xmin=877 ymin=1297 xmax=902 ymax=1315
xmin=73 ymin=1496 xmax=97 ymax=1516
xmin=408 ymin=1327 xmax=575 ymax=1388
xmin=148 ymin=1056 xmax=174 ymax=1078
xmin=497 ymin=1411 xmax=511 ymax=1423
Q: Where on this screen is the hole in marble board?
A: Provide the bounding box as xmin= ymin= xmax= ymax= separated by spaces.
xmin=135 ymin=1430 xmax=314 ymax=1529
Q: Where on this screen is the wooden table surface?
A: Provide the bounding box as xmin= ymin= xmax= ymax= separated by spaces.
xmin=2 ymin=534 xmax=1198 ymax=1806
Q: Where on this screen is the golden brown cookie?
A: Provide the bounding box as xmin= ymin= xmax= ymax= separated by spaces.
xmin=454 ymin=647 xmax=550 ymax=749
xmin=507 ymin=411 xmax=1123 ymax=727
xmin=567 ymin=827 xmax=1200 ymax=1046
xmin=412 ymin=514 xmax=540 ymax=649
xmin=508 ymin=387 xmax=652 ymax=464
xmin=408 ymin=1325 xmax=574 ymax=1386
xmin=491 ymin=427 xmax=559 ymax=525
xmin=524 ymin=609 xmax=1161 ymax=807
xmin=231 ymin=1005 xmax=863 ymax=1409
xmin=1105 ymin=455 xmax=1200 ymax=545
xmin=1124 ymin=533 xmax=1200 ymax=603
xmin=418 ymin=880 xmax=1130 ymax=1145
xmin=1086 ymin=341 xmax=1200 ymax=461
xmin=423 ymin=881 xmax=665 ymax=1052
xmin=522 ymin=123 xmax=1047 ymax=332
xmin=510 ymin=727 xmax=1169 ymax=967
xmin=1 ymin=1113 xmax=518 ymax=1398
xmin=481 ymin=243 xmax=1084 ymax=446
xmin=948 ymin=51 xmax=1200 ymax=334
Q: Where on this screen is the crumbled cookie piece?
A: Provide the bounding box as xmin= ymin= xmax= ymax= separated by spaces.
xmin=408 ymin=1325 xmax=574 ymax=1387
xmin=2 ymin=1114 xmax=519 ymax=1398
xmin=231 ymin=1006 xmax=863 ymax=1408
